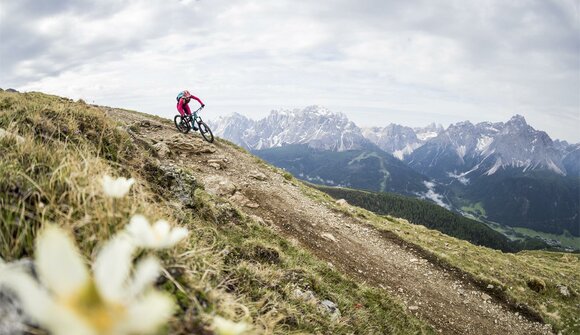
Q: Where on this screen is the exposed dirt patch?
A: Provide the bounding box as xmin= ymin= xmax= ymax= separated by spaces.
xmin=108 ymin=109 xmax=554 ymax=335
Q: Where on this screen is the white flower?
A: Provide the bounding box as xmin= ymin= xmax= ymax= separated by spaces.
xmin=0 ymin=226 xmax=174 ymax=335
xmin=101 ymin=175 xmax=135 ymax=198
xmin=212 ymin=316 xmax=249 ymax=335
xmin=126 ymin=214 xmax=189 ymax=249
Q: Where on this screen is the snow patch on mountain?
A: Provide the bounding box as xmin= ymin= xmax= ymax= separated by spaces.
xmin=456 ymin=145 xmax=467 ymax=159
xmin=418 ymin=181 xmax=451 ymax=209
xmin=393 ymin=143 xmax=423 ymax=160
xmin=546 ymin=159 xmax=565 ymax=175
xmin=415 ymin=123 xmax=444 ymax=141
xmin=447 ymin=172 xmax=470 ymax=185
xmin=416 ymin=131 xmax=438 ymax=141
xmin=363 ymin=123 xmax=443 ymax=160
xmin=485 ymin=158 xmax=503 ymax=176
xmin=476 ymin=136 xmax=493 ymax=153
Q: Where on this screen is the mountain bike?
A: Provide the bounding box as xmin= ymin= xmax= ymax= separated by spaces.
xmin=173 ymin=106 xmax=214 ymax=143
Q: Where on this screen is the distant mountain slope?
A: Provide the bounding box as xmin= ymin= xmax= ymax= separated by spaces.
xmin=406 ymin=115 xmax=580 ymax=236
xmin=253 ymin=144 xmax=431 ymax=196
xmin=362 ymin=123 xmax=444 ymax=159
xmin=458 ymin=170 xmax=580 ymax=236
xmin=406 ymin=115 xmax=569 ymax=181
xmin=211 ymin=106 xmax=371 ymax=151
xmin=313 ymin=184 xmax=549 ymax=252
xmin=362 ymin=124 xmax=424 ymax=160
xmin=561 ymin=143 xmax=580 ymax=177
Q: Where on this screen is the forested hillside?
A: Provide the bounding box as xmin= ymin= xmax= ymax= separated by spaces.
xmin=313 ymin=185 xmax=548 ymax=252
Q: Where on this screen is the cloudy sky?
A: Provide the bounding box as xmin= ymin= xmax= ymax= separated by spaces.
xmin=1 ymin=0 xmax=579 ymax=141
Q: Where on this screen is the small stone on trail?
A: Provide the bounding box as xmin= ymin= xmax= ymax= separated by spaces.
xmin=208 ymin=162 xmax=221 ymax=170
xmin=481 ymin=293 xmax=491 ymax=301
xmin=245 ymin=202 xmax=260 ymax=208
xmin=408 ymin=306 xmax=419 ymax=311
xmin=204 ymin=176 xmax=237 ymax=196
xmin=207 ymin=158 xmax=228 ymax=169
xmin=335 ymin=199 xmax=349 ymax=207
xmin=249 ymin=170 xmax=268 ymax=181
xmin=321 ymin=233 xmax=337 ymax=242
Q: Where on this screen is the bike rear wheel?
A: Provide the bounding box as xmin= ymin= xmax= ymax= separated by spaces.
xmin=198 ymin=121 xmax=214 ymax=143
xmin=174 ymin=115 xmax=191 ymax=134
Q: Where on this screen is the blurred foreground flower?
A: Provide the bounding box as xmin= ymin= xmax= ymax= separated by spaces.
xmin=101 ymin=175 xmax=135 ymax=198
xmin=0 ymin=226 xmax=174 ymax=335
xmin=212 ymin=316 xmax=249 ymax=335
xmin=126 ymin=214 xmax=189 ymax=249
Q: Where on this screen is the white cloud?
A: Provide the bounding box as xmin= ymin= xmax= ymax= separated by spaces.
xmin=2 ymin=0 xmax=579 ymax=142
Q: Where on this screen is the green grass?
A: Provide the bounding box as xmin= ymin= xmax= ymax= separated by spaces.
xmin=0 ymin=91 xmax=433 ymax=334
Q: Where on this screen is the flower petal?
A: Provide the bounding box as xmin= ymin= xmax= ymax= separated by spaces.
xmin=152 ymin=220 xmax=170 ymax=241
xmin=0 ymin=269 xmax=95 ymax=335
xmin=168 ymin=227 xmax=189 ymax=247
xmin=101 ymin=175 xmax=134 ymax=198
xmin=93 ymin=234 xmax=135 ymax=302
xmin=126 ymin=215 xmax=155 ymax=246
xmin=120 ymin=291 xmax=175 ymax=334
xmin=127 ymin=256 xmax=161 ymax=299
xmin=213 ymin=316 xmax=249 ymax=335
xmin=35 ymin=226 xmax=89 ymax=297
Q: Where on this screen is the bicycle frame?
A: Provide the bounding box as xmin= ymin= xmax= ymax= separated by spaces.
xmin=185 ymin=106 xmax=204 ymax=125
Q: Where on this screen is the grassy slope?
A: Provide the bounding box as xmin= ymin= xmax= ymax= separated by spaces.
xmin=297 ymin=185 xmax=580 ymax=334
xmin=0 ymin=91 xmax=432 ymax=334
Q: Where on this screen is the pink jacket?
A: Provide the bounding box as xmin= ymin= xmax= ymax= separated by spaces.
xmin=177 ymin=95 xmax=204 ymax=116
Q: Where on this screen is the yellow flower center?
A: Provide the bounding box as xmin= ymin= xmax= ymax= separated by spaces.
xmin=65 ymin=280 xmax=126 ymax=334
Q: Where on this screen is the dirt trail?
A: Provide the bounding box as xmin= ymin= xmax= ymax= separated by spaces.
xmin=110 ymin=110 xmax=553 ymax=335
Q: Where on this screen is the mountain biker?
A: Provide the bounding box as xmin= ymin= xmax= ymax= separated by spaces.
xmin=177 ymin=90 xmax=205 ymax=130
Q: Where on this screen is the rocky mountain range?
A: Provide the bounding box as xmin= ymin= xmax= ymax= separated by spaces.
xmin=211 ymin=106 xmax=370 ymax=152
xmin=406 ymin=115 xmax=574 ymax=181
xmin=213 ymin=109 xmax=578 ymax=178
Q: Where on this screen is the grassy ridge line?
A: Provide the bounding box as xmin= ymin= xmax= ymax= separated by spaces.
xmin=0 ymin=90 xmax=433 ymax=334
xmin=296 ymin=182 xmax=580 ymax=334
xmin=311 ymin=184 xmax=550 ymax=252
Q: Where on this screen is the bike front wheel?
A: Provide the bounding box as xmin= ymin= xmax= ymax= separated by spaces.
xmin=174 ymin=115 xmax=191 ymax=134
xmin=198 ymin=121 xmax=214 ymax=143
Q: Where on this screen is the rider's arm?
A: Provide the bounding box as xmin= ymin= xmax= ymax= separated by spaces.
xmin=190 ymin=95 xmax=205 ymax=107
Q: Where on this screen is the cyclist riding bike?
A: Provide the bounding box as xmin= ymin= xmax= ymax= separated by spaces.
xmin=176 ymin=90 xmax=205 ymax=130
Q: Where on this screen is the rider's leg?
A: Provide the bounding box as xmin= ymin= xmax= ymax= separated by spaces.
xmin=176 ymin=102 xmax=186 ymax=117
xmin=184 ymin=104 xmax=198 ymax=130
